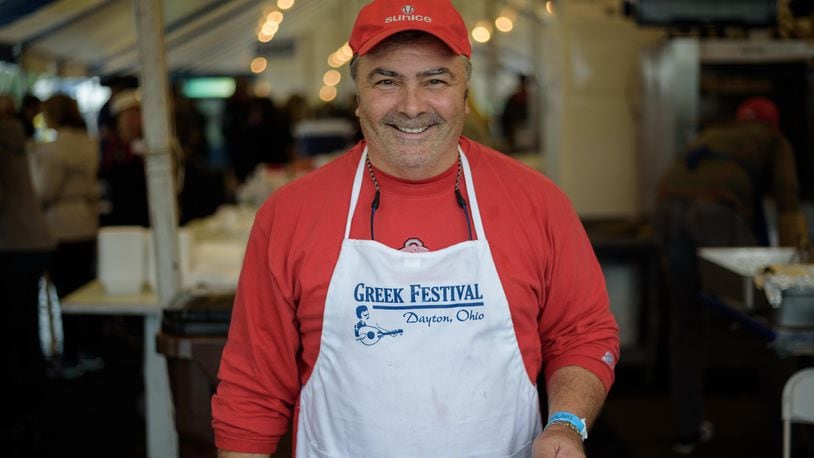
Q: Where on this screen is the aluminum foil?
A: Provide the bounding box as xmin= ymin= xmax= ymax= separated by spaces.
xmin=758 ymin=264 xmax=814 ymax=307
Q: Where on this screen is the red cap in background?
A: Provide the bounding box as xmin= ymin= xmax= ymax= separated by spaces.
xmin=736 ymin=96 xmax=780 ymax=129
xmin=349 ymin=0 xmax=471 ymax=57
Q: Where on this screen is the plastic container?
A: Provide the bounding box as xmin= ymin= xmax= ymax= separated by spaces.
xmin=97 ymin=226 xmax=146 ymax=294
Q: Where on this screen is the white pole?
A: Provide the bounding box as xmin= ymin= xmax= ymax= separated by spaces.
xmin=132 ymin=0 xmax=181 ymax=307
xmin=132 ymin=0 xmax=181 ymax=456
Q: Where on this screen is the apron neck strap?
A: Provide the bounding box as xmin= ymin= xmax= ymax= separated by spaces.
xmin=344 ymin=145 xmax=485 ymax=241
xmin=458 ymin=146 xmax=485 ymax=240
xmin=345 ymin=147 xmax=369 ymax=239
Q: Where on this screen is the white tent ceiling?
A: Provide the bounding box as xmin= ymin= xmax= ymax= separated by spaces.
xmin=0 ymin=0 xmax=369 ymax=76
xmin=0 ymin=0 xmax=583 ymax=77
xmin=0 ymin=0 xmax=585 ymax=107
xmin=0 ymin=0 xmax=565 ymax=104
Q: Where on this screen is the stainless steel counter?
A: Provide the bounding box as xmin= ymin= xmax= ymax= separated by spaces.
xmin=698 ymin=247 xmax=814 ymax=356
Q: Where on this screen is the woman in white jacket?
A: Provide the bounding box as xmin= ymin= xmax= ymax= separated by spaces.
xmin=29 ymin=93 xmax=99 ymax=298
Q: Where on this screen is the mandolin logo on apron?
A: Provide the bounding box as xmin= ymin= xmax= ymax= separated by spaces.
xmin=351 ymin=281 xmax=486 ymax=346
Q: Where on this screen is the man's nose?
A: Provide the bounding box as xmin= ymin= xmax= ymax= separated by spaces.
xmin=397 ymin=85 xmax=427 ymax=117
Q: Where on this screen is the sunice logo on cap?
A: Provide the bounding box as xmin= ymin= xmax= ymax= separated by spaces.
xmin=385 ymin=4 xmax=432 ymax=24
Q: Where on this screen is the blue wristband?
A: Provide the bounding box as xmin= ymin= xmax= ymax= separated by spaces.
xmin=546 ymin=411 xmax=588 ymax=440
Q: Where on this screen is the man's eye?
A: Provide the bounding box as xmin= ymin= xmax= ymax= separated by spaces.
xmin=427 ymin=79 xmax=448 ymax=86
xmin=374 ymin=79 xmax=396 ymax=86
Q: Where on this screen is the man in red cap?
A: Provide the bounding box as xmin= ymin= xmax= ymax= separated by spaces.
xmin=212 ymin=1 xmax=619 ymax=457
xmin=735 ymin=96 xmax=780 ymax=129
xmin=655 ymin=97 xmax=807 ymax=454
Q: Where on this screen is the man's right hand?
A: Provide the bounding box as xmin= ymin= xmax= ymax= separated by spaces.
xmin=532 ymin=424 xmax=586 ymax=458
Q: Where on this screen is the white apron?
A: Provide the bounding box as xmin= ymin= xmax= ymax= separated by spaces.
xmin=296 ymin=148 xmax=541 ymax=457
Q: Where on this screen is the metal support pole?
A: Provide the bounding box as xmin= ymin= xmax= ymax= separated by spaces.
xmin=530 ymin=3 xmax=544 ymax=157
xmin=133 ymin=0 xmax=181 ymax=308
xmin=484 ymin=0 xmax=499 ymax=114
xmin=132 ymin=0 xmax=181 ymax=456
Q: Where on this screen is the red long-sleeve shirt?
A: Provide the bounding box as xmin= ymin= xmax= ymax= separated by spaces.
xmin=212 ymin=137 xmax=619 ymax=454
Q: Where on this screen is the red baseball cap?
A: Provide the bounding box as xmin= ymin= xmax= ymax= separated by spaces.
xmin=736 ymin=96 xmax=779 ymax=129
xmin=349 ymin=0 xmax=471 ymax=57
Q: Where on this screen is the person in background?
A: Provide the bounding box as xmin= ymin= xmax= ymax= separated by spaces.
xmin=282 ymin=93 xmax=311 ymax=153
xmin=211 ymin=1 xmax=619 ymax=457
xmin=173 ymin=81 xmax=210 ymax=165
xmin=224 ymin=87 xmax=294 ymax=194
xmin=283 ymin=93 xmax=310 ymax=128
xmin=29 ymin=93 xmax=104 ymax=378
xmin=173 ymin=82 xmax=225 ymax=223
xmin=97 ymin=75 xmax=139 ymax=140
xmin=221 ymin=76 xmax=254 ymax=184
xmin=500 ymin=73 xmax=532 ymax=153
xmin=0 ymin=105 xmax=57 ymax=457
xmin=246 ymin=96 xmax=292 ymax=168
xmin=0 ymin=94 xmax=15 ymax=116
xmin=29 ymin=94 xmax=99 ymax=298
xmin=98 ymin=88 xmax=150 ymax=227
xmin=654 ymin=96 xmax=808 ymax=454
xmin=17 ymin=93 xmax=42 ymax=142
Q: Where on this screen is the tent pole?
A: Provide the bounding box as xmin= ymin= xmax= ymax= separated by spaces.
xmin=133 ymin=0 xmax=181 ymax=307
xmin=133 ymin=0 xmax=181 ymax=457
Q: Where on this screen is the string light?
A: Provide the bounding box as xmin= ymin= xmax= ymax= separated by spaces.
xmin=321 ymin=41 xmax=354 ymax=102
xmin=261 ymin=21 xmax=279 ymax=36
xmin=327 ymin=42 xmax=353 ymax=68
xmin=495 ymin=16 xmax=514 ymax=32
xmin=327 ymin=53 xmax=343 ymax=68
xmin=277 ymin=0 xmax=294 ymax=11
xmin=323 ymin=70 xmax=342 ymax=86
xmin=471 ymin=24 xmax=491 ymax=43
xmin=319 ymin=85 xmax=337 ymax=102
xmin=255 ymin=3 xmax=292 ymax=74
xmin=267 ymin=11 xmax=284 ymax=23
xmin=338 ymin=43 xmax=353 ymax=60
xmin=250 ymin=57 xmax=267 ymax=73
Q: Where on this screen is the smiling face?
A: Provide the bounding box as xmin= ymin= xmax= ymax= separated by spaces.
xmin=354 ymin=33 xmax=469 ymax=180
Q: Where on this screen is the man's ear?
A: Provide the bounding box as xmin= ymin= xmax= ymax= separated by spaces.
xmin=464 ymin=89 xmax=470 ymax=115
xmin=355 ymin=93 xmax=361 ymax=117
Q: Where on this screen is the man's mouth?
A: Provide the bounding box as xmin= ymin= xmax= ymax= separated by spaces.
xmin=393 ymin=125 xmax=431 ymax=134
xmin=382 ymin=112 xmax=442 ymax=135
